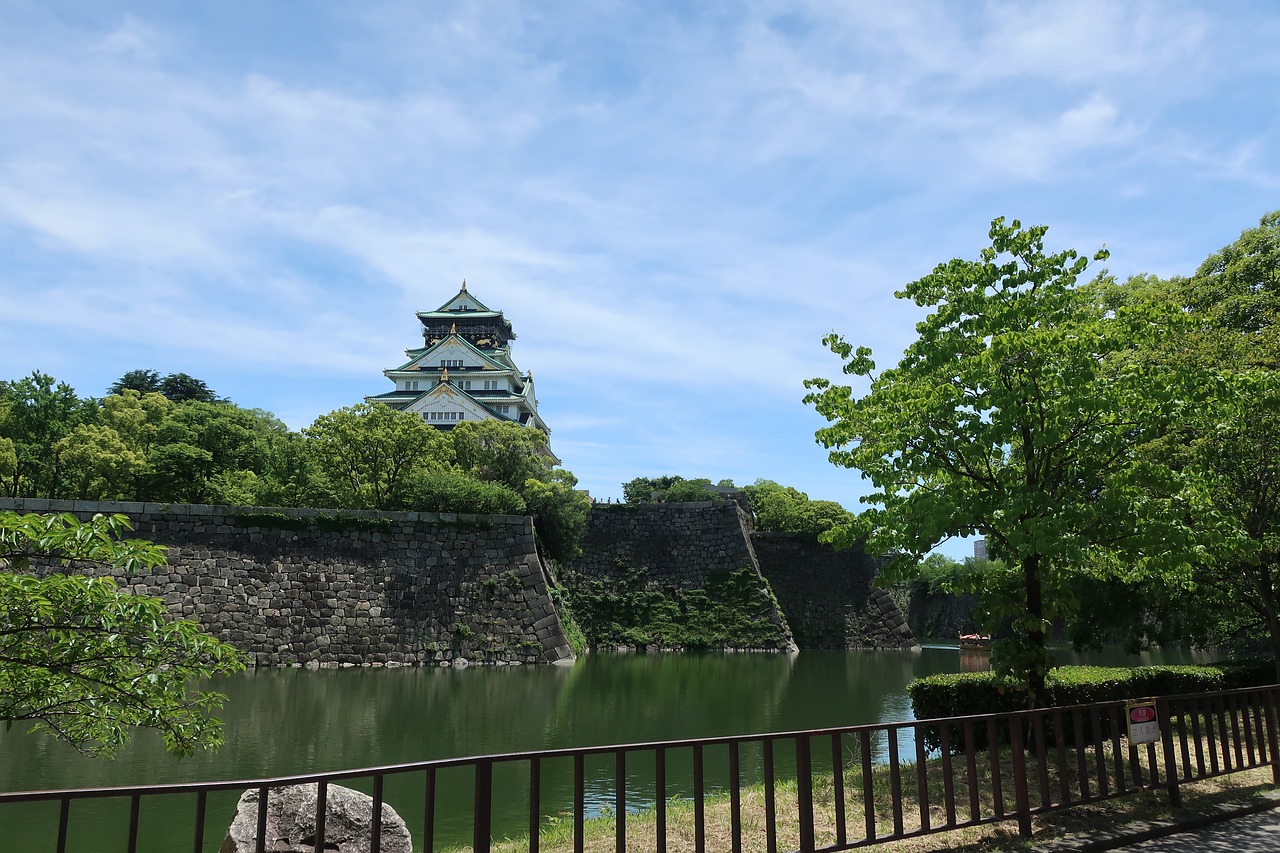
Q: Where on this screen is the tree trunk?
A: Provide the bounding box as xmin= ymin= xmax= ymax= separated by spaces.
xmin=1024 ymin=553 xmax=1049 ymax=706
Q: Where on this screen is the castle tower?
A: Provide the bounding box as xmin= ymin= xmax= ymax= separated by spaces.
xmin=366 ymin=282 xmax=552 ymax=440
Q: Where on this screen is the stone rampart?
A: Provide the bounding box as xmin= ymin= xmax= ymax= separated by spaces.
xmin=751 ymin=533 xmax=918 ymax=650
xmin=0 ymin=498 xmax=574 ymax=667
xmin=564 ymin=502 xmax=796 ymax=651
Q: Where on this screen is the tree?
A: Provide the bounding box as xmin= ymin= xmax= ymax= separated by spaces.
xmin=158 ymin=372 xmax=222 ymax=403
xmin=1110 ymin=212 xmax=1280 ymax=678
xmin=107 ymin=369 xmax=162 ymax=397
xmin=304 ymin=404 xmax=452 ymax=510
xmin=450 ymin=419 xmax=552 ymax=492
xmin=621 ymin=475 xmax=724 ymax=503
xmin=0 ymin=511 xmax=245 ymax=756
xmin=744 ymin=479 xmax=854 ymax=538
xmin=0 ymin=371 xmax=98 ymax=498
xmin=524 ymin=469 xmax=592 ymax=563
xmin=53 ymin=423 xmax=146 ymax=500
xmin=804 ymin=217 xmax=1204 ymax=704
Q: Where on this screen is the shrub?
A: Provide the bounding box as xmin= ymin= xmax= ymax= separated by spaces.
xmin=401 ymin=470 xmax=526 ymax=515
xmin=909 ymin=659 xmax=1277 ymax=752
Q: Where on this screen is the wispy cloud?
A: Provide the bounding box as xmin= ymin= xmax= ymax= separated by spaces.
xmin=0 ymin=0 xmax=1277 ymax=529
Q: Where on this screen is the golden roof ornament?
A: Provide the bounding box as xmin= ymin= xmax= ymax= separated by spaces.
xmin=461 ymin=279 xmax=468 ymax=292
xmin=450 ymin=322 xmax=457 ymax=334
xmin=441 ymin=368 xmax=449 ymax=382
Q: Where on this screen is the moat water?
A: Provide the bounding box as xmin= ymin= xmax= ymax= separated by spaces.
xmin=0 ymin=646 xmax=1212 ymax=851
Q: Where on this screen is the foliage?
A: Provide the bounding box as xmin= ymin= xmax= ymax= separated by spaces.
xmin=805 ymin=217 xmax=1207 ymax=705
xmin=304 ymin=403 xmax=453 ymax=510
xmin=559 ymin=562 xmax=790 ymax=651
xmin=523 ymin=470 xmax=591 ymax=562
xmin=547 ymin=586 xmax=587 ymax=656
xmin=401 ymin=469 xmax=527 ymax=515
xmin=1092 ymin=212 xmax=1280 ymax=677
xmin=450 ymin=419 xmax=552 ymax=492
xmin=744 ymin=479 xmax=853 ymax=538
xmin=0 ymin=512 xmax=245 ymax=756
xmin=909 ymin=660 xmax=1274 ymax=722
xmin=108 ymin=369 xmax=162 ymax=396
xmin=0 ymin=371 xmax=98 ymax=498
xmin=53 ymin=423 xmax=147 ymax=500
xmin=622 ymin=475 xmax=726 ymax=503
xmin=228 ymin=511 xmax=393 ymax=532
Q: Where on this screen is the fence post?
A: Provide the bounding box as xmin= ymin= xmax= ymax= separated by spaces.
xmin=1009 ymin=714 xmax=1033 ymax=838
xmin=796 ymin=734 xmax=815 ymax=853
xmin=1267 ymin=687 xmax=1280 ymax=786
xmin=474 ymin=760 xmax=493 ymax=853
xmin=1158 ymin=698 xmax=1181 ymax=808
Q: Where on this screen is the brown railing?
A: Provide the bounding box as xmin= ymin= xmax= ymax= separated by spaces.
xmin=2 ymin=685 xmax=1277 ymax=853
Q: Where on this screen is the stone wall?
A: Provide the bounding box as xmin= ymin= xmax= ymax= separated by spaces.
xmin=0 ymin=498 xmax=574 ymax=667
xmin=563 ymin=502 xmax=796 ymax=651
xmin=751 ymin=533 xmax=918 ymax=650
xmin=565 ymin=502 xmax=917 ymax=652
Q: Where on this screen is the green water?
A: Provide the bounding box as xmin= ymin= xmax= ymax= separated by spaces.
xmin=0 ymin=646 xmax=1211 ymax=851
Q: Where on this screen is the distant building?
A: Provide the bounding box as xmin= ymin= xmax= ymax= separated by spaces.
xmin=973 ymin=539 xmax=987 ymax=561
xmin=366 ymin=281 xmax=553 ymax=442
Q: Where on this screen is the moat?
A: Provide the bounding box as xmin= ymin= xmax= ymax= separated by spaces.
xmin=0 ymin=646 xmax=1210 ymax=851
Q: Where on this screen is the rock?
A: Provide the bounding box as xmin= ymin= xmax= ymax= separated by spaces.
xmin=219 ymin=783 xmax=412 ymax=853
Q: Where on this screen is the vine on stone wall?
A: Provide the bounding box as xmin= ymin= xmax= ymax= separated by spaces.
xmin=230 ymin=512 xmax=393 ymax=532
xmin=559 ymin=561 xmax=790 ymax=651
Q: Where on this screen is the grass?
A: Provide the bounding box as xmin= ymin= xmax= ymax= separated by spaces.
xmin=441 ymin=728 xmax=1280 ymax=853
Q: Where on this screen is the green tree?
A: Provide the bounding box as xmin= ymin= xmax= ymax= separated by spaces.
xmin=401 ymin=469 xmax=527 ymax=515
xmin=1108 ymin=212 xmax=1280 ymax=677
xmin=804 ymin=217 xmax=1204 ymax=704
xmin=524 ymin=469 xmax=591 ymax=563
xmin=0 ymin=372 xmax=98 ymax=498
xmin=622 ymin=475 xmax=724 ymax=503
xmin=107 ymin=369 xmax=162 ymax=397
xmin=101 ymin=389 xmax=171 ymax=455
xmin=0 ymin=511 xmax=245 ymax=756
xmin=744 ymin=479 xmax=854 ymax=538
xmin=158 ymin=372 xmax=222 ymax=403
xmin=53 ymin=424 xmax=146 ymax=500
xmin=450 ymin=419 xmax=552 ymax=492
xmin=137 ymin=401 xmax=269 ymax=503
xmin=304 ymin=404 xmax=452 ymax=510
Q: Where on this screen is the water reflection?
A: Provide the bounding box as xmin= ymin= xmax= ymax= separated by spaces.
xmin=0 ymin=646 xmax=1212 ymax=851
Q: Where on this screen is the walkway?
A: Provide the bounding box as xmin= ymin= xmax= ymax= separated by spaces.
xmin=1120 ymin=806 xmax=1280 ymax=850
xmin=1036 ymin=792 xmax=1280 ymax=852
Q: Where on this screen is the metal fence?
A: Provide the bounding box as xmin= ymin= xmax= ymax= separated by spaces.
xmin=2 ymin=684 xmax=1277 ymax=853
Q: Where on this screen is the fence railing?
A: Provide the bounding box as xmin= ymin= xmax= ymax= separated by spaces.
xmin=3 ymin=684 xmax=1278 ymax=853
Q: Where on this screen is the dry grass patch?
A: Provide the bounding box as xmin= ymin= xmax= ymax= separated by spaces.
xmin=453 ymin=739 xmax=1278 ymax=853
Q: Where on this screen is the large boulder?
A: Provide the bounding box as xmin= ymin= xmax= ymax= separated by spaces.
xmin=219 ymin=783 xmax=413 ymax=853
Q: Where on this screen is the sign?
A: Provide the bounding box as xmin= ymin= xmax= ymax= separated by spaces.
xmin=1126 ymin=700 xmax=1160 ymax=744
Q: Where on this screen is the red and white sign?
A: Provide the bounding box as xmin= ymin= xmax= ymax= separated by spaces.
xmin=1126 ymin=701 xmax=1160 ymax=744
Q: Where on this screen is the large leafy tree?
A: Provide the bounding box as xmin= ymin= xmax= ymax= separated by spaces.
xmin=107 ymin=369 xmax=162 ymax=397
xmin=305 ymin=403 xmax=453 ymax=510
xmin=804 ymin=218 xmax=1204 ymax=704
xmin=0 ymin=511 xmax=245 ymax=756
xmin=745 ymin=479 xmax=854 ymax=538
xmin=448 ymin=419 xmax=589 ymax=561
xmin=450 ymin=419 xmax=553 ymax=492
xmin=1106 ymin=212 xmax=1280 ymax=677
xmin=0 ymin=372 xmax=100 ymax=498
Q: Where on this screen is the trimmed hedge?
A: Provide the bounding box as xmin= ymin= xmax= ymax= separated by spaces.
xmin=909 ymin=658 xmax=1277 ymax=752
xmin=910 ymin=658 xmax=1276 ymax=722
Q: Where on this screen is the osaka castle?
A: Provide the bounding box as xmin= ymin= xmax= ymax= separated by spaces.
xmin=366 ymin=281 xmax=553 ymax=440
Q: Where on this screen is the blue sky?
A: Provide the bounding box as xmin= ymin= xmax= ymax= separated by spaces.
xmin=1 ymin=2 xmax=1278 ymax=558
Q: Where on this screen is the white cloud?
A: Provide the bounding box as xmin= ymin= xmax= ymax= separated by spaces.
xmin=0 ymin=0 xmax=1277 ymax=509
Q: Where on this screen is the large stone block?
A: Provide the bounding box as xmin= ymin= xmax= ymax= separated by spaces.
xmin=219 ymin=783 xmax=412 ymax=853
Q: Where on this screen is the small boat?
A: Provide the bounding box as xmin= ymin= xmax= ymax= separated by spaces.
xmin=959 ymin=632 xmax=992 ymax=650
